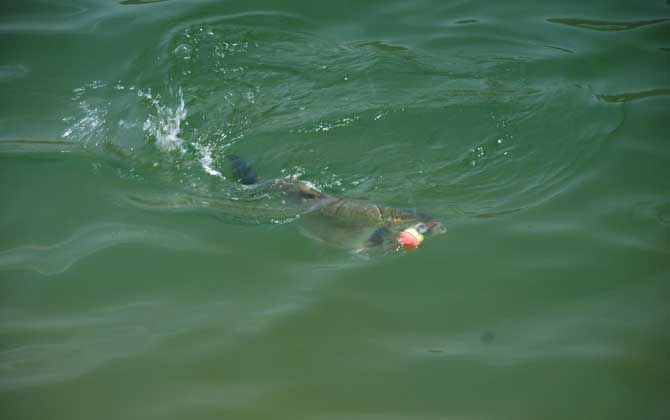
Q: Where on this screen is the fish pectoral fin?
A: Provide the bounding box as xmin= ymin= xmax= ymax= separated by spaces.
xmin=366 ymin=225 xmax=392 ymax=247
xmin=353 ymin=225 xmax=395 ymax=257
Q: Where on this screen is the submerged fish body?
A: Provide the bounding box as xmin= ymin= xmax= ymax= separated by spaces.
xmin=318 ymin=198 xmax=387 ymax=226
xmin=230 ymin=159 xmax=446 ymax=254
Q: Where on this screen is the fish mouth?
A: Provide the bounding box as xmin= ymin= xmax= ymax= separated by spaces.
xmin=421 ymin=221 xmax=447 ymax=236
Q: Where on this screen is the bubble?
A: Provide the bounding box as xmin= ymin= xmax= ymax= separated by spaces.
xmin=173 ymin=44 xmax=192 ymax=57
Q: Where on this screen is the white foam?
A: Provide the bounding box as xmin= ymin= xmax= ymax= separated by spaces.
xmin=139 ymin=87 xmax=187 ymax=153
xmin=197 ymin=144 xmax=224 ymax=178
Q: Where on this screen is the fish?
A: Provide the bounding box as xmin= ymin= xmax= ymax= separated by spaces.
xmin=228 ymin=156 xmax=447 ymax=254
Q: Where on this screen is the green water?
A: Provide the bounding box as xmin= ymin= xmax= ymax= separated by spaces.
xmin=1 ymin=0 xmax=669 ymax=418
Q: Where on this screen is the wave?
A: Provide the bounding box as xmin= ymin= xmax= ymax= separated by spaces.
xmin=396 ymin=279 xmax=669 ymax=365
xmin=53 ymin=8 xmax=643 ymax=230
xmin=0 ymin=222 xmax=222 ymax=276
xmin=547 ymin=17 xmax=669 ymax=32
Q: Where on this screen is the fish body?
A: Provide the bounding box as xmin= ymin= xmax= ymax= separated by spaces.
xmin=230 ymin=159 xmax=446 ymax=253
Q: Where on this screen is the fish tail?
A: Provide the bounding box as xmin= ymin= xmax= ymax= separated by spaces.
xmin=227 ymin=155 xmax=258 ymax=185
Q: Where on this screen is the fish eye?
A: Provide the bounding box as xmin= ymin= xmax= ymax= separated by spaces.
xmin=414 ymin=223 xmax=427 ymax=233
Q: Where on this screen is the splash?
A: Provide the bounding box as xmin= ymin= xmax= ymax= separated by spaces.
xmin=280 ymin=166 xmax=306 ymax=181
xmin=62 ymin=80 xmax=235 ymax=181
xmin=138 ymin=87 xmax=187 ymax=153
xmin=196 ymin=144 xmax=224 ymax=178
xmin=61 ymin=81 xmax=109 ymax=145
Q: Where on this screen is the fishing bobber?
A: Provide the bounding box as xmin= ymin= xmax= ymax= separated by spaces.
xmin=398 ymin=227 xmax=424 ymax=248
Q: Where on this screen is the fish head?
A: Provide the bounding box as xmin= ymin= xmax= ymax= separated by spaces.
xmin=413 ymin=220 xmax=447 ymax=237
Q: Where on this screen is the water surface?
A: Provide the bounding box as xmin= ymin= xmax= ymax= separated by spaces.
xmin=1 ymin=1 xmax=669 ymax=419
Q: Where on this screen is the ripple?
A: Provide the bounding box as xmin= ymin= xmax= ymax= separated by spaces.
xmin=0 ymin=139 xmax=83 ymax=154
xmin=0 ymin=302 xmax=156 ymax=390
xmin=547 ymin=17 xmax=669 ymax=32
xmin=0 ymin=276 xmax=323 ymax=391
xmin=0 ymin=223 xmax=220 ymax=276
xmin=542 ymin=44 xmax=575 ymax=54
xmin=454 ymin=19 xmax=479 ymax=25
xmin=125 ymin=191 xmax=311 ymax=225
xmin=597 ymin=88 xmax=670 ymax=103
xmin=120 ymin=0 xmax=170 ymax=5
xmin=407 ymin=282 xmax=669 ymax=365
xmin=0 ymin=64 xmax=28 ymax=81
xmin=52 ymin=5 xmax=653 ymax=242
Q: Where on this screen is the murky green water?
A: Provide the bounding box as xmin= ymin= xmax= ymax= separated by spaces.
xmin=1 ymin=1 xmax=669 ymax=419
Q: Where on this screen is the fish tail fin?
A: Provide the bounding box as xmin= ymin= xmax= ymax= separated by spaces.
xmin=226 ymin=155 xmax=258 ymax=185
